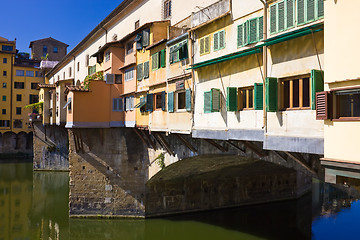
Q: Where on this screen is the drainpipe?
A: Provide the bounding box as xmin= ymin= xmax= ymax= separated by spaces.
xmin=73 ymin=55 xmax=76 ymax=85
xmin=101 ymin=27 xmax=108 ymax=44
xmin=189 ymin=30 xmax=195 ymax=132
xmin=259 ymin=0 xmax=268 ymax=132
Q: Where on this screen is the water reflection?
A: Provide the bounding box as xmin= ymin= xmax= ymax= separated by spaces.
xmin=1 ymin=163 xmax=360 ymax=240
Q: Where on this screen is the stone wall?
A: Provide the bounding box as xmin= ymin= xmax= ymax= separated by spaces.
xmin=0 ymin=131 xmax=32 ymax=157
xmin=33 ymin=122 xmax=69 ymax=170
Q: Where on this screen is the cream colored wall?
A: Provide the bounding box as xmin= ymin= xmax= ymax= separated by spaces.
xmin=135 ymin=93 xmax=149 ymax=128
xmin=232 ymin=0 xmax=262 ymax=20
xmin=149 ymin=84 xmax=167 ymax=131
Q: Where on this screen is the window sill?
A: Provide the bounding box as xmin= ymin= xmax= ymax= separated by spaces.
xmin=332 ymin=117 xmax=360 ymax=122
xmin=176 ymin=109 xmax=187 ymax=113
xmin=280 ymin=107 xmax=311 ymax=111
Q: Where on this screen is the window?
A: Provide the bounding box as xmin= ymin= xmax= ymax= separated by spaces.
xmin=2 ymin=96 xmax=6 ymax=101
xmin=63 ymin=72 xmax=65 ymax=80
xmin=204 ymin=88 xmax=221 ymax=113
xmin=124 ymin=67 xmax=134 ymax=81
xmin=53 ymin=47 xmax=58 ymax=53
xmin=124 ymin=97 xmax=135 ymax=111
xmin=16 ymin=107 xmax=21 ymax=115
xmin=164 ymin=0 xmax=172 ymax=18
xmin=3 ymin=71 xmax=6 ymax=76
xmin=143 ymin=61 xmax=149 ymax=79
xmin=137 ymin=63 xmax=143 ymax=81
xmin=126 ymin=42 xmax=134 ymax=55
xmin=112 ymin=98 xmax=123 ymax=112
xmin=31 ymin=83 xmax=38 ymax=89
xmin=2 ymin=45 xmax=13 ymax=51
xmin=13 ymin=120 xmax=22 ymax=129
xmin=85 ymin=54 xmax=89 ymax=67
xmin=239 ymin=87 xmax=254 ymax=110
xmin=135 ymin=20 xmax=140 ymax=30
xmin=2 ymin=83 xmax=6 ymax=88
xmin=213 ymin=30 xmax=226 ymax=51
xmin=1 ymin=109 xmax=5 ymax=115
xmin=177 ymin=91 xmax=186 ymax=110
xmin=69 ymin=67 xmax=72 ymax=78
xmin=152 ymin=49 xmax=166 ymax=70
xmin=88 ymin=65 xmax=96 ymax=75
xmin=115 ymin=74 xmax=122 ymax=84
xmin=297 ymin=0 xmax=324 ymax=26
xmin=335 ymin=90 xmax=360 ymax=119
xmin=29 ymin=95 xmax=38 ymax=104
xmin=280 ymin=76 xmax=310 ymax=109
xmin=77 ymin=62 xmax=80 ymax=72
xmin=16 ymin=94 xmax=21 ymax=101
xmin=169 ymin=40 xmax=188 ymax=64
xmin=0 ymin=120 xmax=9 ymax=127
xmin=14 ymin=82 xmax=24 ymax=89
xmin=35 ymin=71 xmax=41 ymax=77
xmin=199 ymin=35 xmax=210 ymax=55
xmin=105 ymin=51 xmax=110 ymax=62
xmin=237 ymin=16 xmax=263 ymax=47
xmin=16 ymin=70 xmax=24 ymax=76
xmin=43 ymin=46 xmax=47 ymax=57
xmin=3 ymin=58 xmax=7 ymax=63
xmin=155 ymin=92 xmax=166 ymax=110
xmin=26 ymin=71 xmax=34 ymax=77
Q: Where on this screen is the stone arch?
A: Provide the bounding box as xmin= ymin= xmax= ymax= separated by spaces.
xmin=2 ymin=131 xmax=16 ymax=151
xmin=16 ymin=131 xmax=28 ymax=150
xmin=76 ymin=80 xmax=81 ymax=86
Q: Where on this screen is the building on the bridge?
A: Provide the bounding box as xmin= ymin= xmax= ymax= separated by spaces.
xmin=29 ymin=37 xmax=68 ymax=61
xmin=318 ymin=0 xmax=360 ymax=184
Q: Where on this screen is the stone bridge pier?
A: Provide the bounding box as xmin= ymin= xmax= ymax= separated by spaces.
xmin=67 ymin=128 xmax=321 ymax=218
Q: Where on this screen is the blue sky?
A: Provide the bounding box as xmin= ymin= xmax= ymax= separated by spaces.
xmin=1 ymin=0 xmax=123 ymax=53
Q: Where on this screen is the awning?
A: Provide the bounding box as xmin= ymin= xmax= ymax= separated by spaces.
xmin=134 ymin=101 xmax=146 ymax=108
xmin=134 ymin=33 xmax=142 ymax=42
xmin=63 ymin=97 xmax=72 ymax=109
xmin=170 ymin=42 xmax=184 ymax=53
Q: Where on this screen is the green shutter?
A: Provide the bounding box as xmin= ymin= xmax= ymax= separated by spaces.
xmin=265 ymin=77 xmax=278 ymax=112
xmin=254 ymin=83 xmax=264 ymax=110
xmin=317 ymin=0 xmax=324 ymax=18
xmin=237 ymin=24 xmax=243 ymax=47
xmin=160 ymin=49 xmax=166 ymax=68
xmin=270 ymin=4 xmax=277 ymax=34
xmin=161 ymin=91 xmax=166 ymax=111
xmin=186 ymin=88 xmax=192 ymax=112
xmin=226 ymin=87 xmax=237 ymax=112
xmin=311 ymin=69 xmax=324 ymax=110
xmin=286 ymin=0 xmax=295 ymax=29
xmin=297 ymin=0 xmax=305 ymax=25
xmin=306 ymin=0 xmax=315 ymax=22
xmin=146 ymin=93 xmax=154 ymax=112
xmin=214 ymin=32 xmax=219 ymax=51
xmin=200 ymin=38 xmax=205 ymax=55
xmin=258 ymin=16 xmax=264 ymax=41
xmin=244 ymin=21 xmax=249 ymax=45
xmin=152 ymin=53 xmax=158 ymax=70
xmin=142 ymin=29 xmax=150 ymax=47
xmin=137 ymin=63 xmax=143 ymax=81
xmin=249 ymin=18 xmax=258 ymax=43
xmin=170 ymin=46 xmax=174 ymax=63
xmin=143 ymin=61 xmax=149 ymax=79
xmin=168 ymin=92 xmax=174 ymax=113
xmin=204 ymin=91 xmax=211 ymax=113
xmin=211 ymin=88 xmax=221 ymax=112
xmin=278 ymin=1 xmax=285 ymax=32
xmin=219 ymin=30 xmax=225 ymax=49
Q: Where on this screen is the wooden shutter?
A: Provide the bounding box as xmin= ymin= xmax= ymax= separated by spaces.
xmin=317 ymin=0 xmax=324 ymax=18
xmin=258 ymin=16 xmax=264 ymax=41
xmin=146 ymin=93 xmax=154 ymax=112
xmin=311 ymin=69 xmax=324 ymax=110
xmin=200 ymin=38 xmax=205 ymax=55
xmin=152 ymin=53 xmax=158 ymax=70
xmin=270 ymin=4 xmax=277 ymax=34
xmin=286 ymin=0 xmax=295 ymax=29
xmin=214 ymin=32 xmax=219 ymax=51
xmin=112 ymin=98 xmax=118 ymax=111
xmin=237 ymin=24 xmax=243 ymax=47
xmin=316 ymin=91 xmax=330 ymax=120
xmin=204 ymin=91 xmax=211 ymax=113
xmin=204 ymin=36 xmax=210 ymax=54
xmin=306 ymin=0 xmax=315 ymax=22
xmin=136 ymin=33 xmax=143 ymax=50
xmin=219 ymin=31 xmax=225 ymax=49
xmin=143 ymin=61 xmax=149 ymax=79
xmin=119 ymin=98 xmax=124 ymax=112
xmin=211 ymin=88 xmax=221 ymax=112
xmin=297 ymin=0 xmax=305 ymax=25
xmin=168 ymin=92 xmax=174 ymax=113
xmin=186 ymin=88 xmax=192 ymax=111
xmin=244 ymin=21 xmax=249 ymax=45
xmin=170 ymin=46 xmax=174 ymax=63
xmin=161 ymin=91 xmax=166 ymax=111
xmin=265 ymin=77 xmax=278 ymax=112
xmin=142 ymin=29 xmax=150 ymax=47
xmin=238 ymin=88 xmax=244 ymax=110
xmin=160 ymin=49 xmax=166 ymax=68
xmin=278 ymin=1 xmax=285 ymax=32
xmin=226 ymin=87 xmax=237 ymax=112
xmin=254 ymin=83 xmax=263 ymax=110
xmin=249 ymin=18 xmax=258 ymax=43
xmin=137 ymin=63 xmax=143 ymax=81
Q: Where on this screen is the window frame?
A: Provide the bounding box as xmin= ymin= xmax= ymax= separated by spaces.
xmin=105 ymin=51 xmax=111 ymax=62
xmin=163 ymin=0 xmax=172 ymax=19
xmin=279 ymin=74 xmax=311 ymax=110
xmin=238 ymin=86 xmax=255 ymax=110
xmin=199 ymin=35 xmax=211 ymax=56
xmin=16 ymin=70 xmax=24 ymax=76
xmin=53 ymin=46 xmax=58 ymax=53
xmin=124 ymin=67 xmax=135 ymax=82
xmin=16 ymin=94 xmax=22 ymax=102
xmin=213 ymin=30 xmax=226 ymax=51
xmin=332 ymin=88 xmax=360 ymax=121
xmin=176 ymin=90 xmax=186 ymax=112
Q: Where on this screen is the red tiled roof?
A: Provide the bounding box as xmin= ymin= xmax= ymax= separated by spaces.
xmin=38 ymin=84 xmax=56 ymax=89
xmin=64 ymin=85 xmax=89 ymax=94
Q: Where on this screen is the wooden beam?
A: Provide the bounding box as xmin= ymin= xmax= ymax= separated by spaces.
xmin=175 ymin=133 xmax=198 ymax=153
xmin=272 ymin=150 xmax=288 ymax=162
xmin=133 ymin=128 xmax=149 ymax=147
xmin=242 ymin=141 xmax=267 ymax=157
xmin=204 ymin=139 xmax=228 ymax=152
xmin=226 ymin=140 xmax=245 ymax=153
xmin=155 ymin=132 xmax=175 ymax=156
xmin=143 ymin=130 xmax=157 ymax=150
xmin=284 ymin=151 xmax=317 ymax=175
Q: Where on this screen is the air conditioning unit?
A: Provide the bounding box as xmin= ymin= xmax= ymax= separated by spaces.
xmin=105 ymin=73 xmax=115 ymax=84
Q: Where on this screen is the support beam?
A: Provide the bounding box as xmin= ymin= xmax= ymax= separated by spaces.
xmin=155 ymin=132 xmax=175 ymax=156
xmin=272 ymin=150 xmax=287 ymax=162
xmin=242 ymin=141 xmax=267 ymax=157
xmin=143 ymin=130 xmax=157 ymax=150
xmin=133 ymin=128 xmax=149 ymax=147
xmin=226 ymin=140 xmax=245 ymax=154
xmin=204 ymin=139 xmax=228 ymax=152
xmin=284 ymin=151 xmax=317 ymax=175
xmin=175 ymin=134 xmax=198 ymax=153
